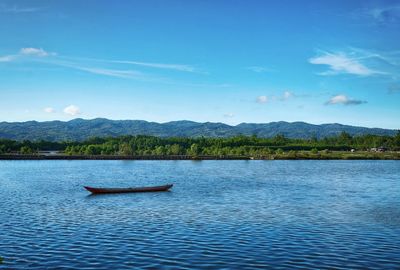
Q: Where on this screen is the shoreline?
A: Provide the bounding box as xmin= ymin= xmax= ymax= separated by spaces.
xmin=0 ymin=154 xmax=399 ymax=160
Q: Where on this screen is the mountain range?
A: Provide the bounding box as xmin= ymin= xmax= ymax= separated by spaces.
xmin=0 ymin=118 xmax=397 ymax=141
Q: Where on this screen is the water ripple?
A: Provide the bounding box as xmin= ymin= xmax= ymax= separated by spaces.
xmin=0 ymin=160 xmax=399 ymax=269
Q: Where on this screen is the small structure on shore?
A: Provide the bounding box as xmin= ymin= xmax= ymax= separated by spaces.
xmin=370 ymin=147 xmax=387 ymax=152
xmin=38 ymin=151 xmax=62 ymax=156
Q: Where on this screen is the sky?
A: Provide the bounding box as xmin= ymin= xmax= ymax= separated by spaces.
xmin=0 ymin=0 xmax=399 ymax=129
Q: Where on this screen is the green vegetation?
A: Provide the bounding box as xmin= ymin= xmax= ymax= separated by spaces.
xmin=0 ymin=139 xmax=67 ymax=154
xmin=0 ymin=131 xmax=399 ymax=159
xmin=0 ymin=118 xmax=397 ymax=142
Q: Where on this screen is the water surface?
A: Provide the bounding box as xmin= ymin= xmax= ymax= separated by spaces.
xmin=0 ymin=160 xmax=399 ymax=269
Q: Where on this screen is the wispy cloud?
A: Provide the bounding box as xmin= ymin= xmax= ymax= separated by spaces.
xmin=55 ymin=55 xmax=201 ymax=73
xmin=0 ymin=48 xmax=54 ymax=62
xmin=325 ymin=95 xmax=367 ymax=106
xmin=0 ymin=4 xmax=42 ymax=13
xmin=348 ymin=47 xmax=400 ymax=68
xmin=63 ymin=105 xmax=81 ymax=116
xmin=20 ymin=48 xmax=55 ymax=57
xmin=0 ymin=47 xmax=203 ymax=81
xmin=256 ymin=96 xmax=268 ymax=104
xmin=0 ymin=49 xmax=147 ymax=79
xmin=77 ymin=66 xmax=144 ymax=79
xmin=281 ymin=91 xmax=293 ymax=101
xmin=369 ymin=4 xmax=400 ymax=24
xmin=223 ymin=113 xmax=235 ymax=118
xmin=309 ymin=51 xmax=382 ymax=76
xmin=44 ymin=107 xmax=55 ymax=113
xmin=246 ymin=66 xmax=275 ymax=73
xmin=0 ymin=55 xmax=17 ymax=62
xmin=44 ymin=59 xmax=151 ymax=80
xmin=111 ymin=60 xmax=198 ymax=73
xmin=256 ymin=91 xmax=295 ymax=104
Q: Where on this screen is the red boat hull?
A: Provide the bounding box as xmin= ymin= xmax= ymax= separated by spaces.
xmin=84 ymin=184 xmax=173 ymax=194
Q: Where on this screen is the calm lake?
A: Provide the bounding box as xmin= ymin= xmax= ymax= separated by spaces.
xmin=0 ymin=160 xmax=399 ymax=269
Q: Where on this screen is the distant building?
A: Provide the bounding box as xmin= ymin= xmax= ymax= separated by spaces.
xmin=377 ymin=147 xmax=387 ymax=152
xmin=38 ymin=151 xmax=62 ymax=156
xmin=370 ymin=147 xmax=387 ymax=152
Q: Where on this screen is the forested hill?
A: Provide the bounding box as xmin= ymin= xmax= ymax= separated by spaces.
xmin=0 ymin=118 xmax=397 ymax=141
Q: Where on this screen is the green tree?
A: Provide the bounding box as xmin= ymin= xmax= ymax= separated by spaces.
xmin=273 ymin=134 xmax=287 ymax=145
xmin=154 ymin=146 xmax=166 ymax=155
xmin=170 ymin=144 xmax=181 ymax=155
xmin=189 ymin=143 xmax=200 ymax=156
xmin=338 ymin=131 xmax=352 ymax=145
xmin=85 ymin=145 xmax=101 ymax=155
xmin=0 ymin=144 xmax=5 ymax=154
xmin=394 ymin=130 xmax=400 ymax=148
xmin=119 ymin=143 xmax=133 ymax=156
xmin=20 ymin=146 xmax=34 ymax=154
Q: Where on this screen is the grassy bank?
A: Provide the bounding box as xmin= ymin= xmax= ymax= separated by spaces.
xmin=1 ymin=133 xmax=400 ymax=159
xmin=1 ymin=151 xmax=399 ymax=160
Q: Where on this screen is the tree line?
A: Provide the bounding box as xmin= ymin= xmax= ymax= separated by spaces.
xmin=0 ymin=131 xmax=399 ymax=156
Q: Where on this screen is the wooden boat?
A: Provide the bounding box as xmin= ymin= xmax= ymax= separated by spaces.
xmin=84 ymin=184 xmax=173 ymax=194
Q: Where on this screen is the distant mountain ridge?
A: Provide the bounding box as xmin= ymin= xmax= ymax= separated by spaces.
xmin=0 ymin=118 xmax=397 ymax=141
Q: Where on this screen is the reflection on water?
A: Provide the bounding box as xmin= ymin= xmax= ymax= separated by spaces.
xmin=0 ymin=160 xmax=399 ymax=269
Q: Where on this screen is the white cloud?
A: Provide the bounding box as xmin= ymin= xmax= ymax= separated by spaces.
xmin=113 ymin=60 xmax=197 ymax=73
xmin=73 ymin=66 xmax=144 ymax=79
xmin=282 ymin=91 xmax=293 ymax=100
xmin=0 ymin=47 xmax=207 ymax=83
xmin=223 ymin=113 xmax=235 ymax=118
xmin=1 ymin=48 xmax=201 ymax=82
xmin=256 ymin=96 xmax=268 ymax=103
xmin=42 ymin=58 xmax=144 ymax=79
xmin=369 ymin=5 xmax=400 ymax=23
xmin=31 ymin=58 xmax=149 ymax=80
xmin=257 ymin=91 xmax=295 ymax=104
xmin=246 ymin=66 xmax=274 ymax=73
xmin=0 ymin=4 xmax=42 ymax=13
xmin=309 ymin=52 xmax=380 ymax=76
xmin=44 ymin=107 xmax=55 ymax=113
xmin=63 ymin=105 xmax=81 ymax=116
xmin=325 ymin=95 xmax=366 ymax=105
xmin=0 ymin=55 xmax=16 ymax=62
xmin=20 ymin=47 xmax=55 ymax=57
xmin=270 ymin=91 xmax=296 ymax=101
xmin=0 ymin=48 xmax=54 ymax=63
xmin=60 ymin=55 xmax=202 ymax=73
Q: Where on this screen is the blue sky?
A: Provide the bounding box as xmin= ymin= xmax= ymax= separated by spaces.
xmin=0 ymin=0 xmax=399 ymax=129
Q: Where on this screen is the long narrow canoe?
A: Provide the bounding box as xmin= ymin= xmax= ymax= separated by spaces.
xmin=84 ymin=184 xmax=173 ymax=194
